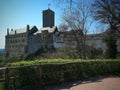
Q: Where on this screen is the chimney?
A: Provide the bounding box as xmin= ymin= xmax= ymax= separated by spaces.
xmin=27 ymin=25 xmax=29 ymax=32
xmin=15 ymin=30 xmax=17 ymax=34
xmin=7 ymin=28 xmax=9 ymax=35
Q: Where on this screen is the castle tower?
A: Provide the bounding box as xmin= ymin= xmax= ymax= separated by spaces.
xmin=7 ymin=28 xmax=9 ymax=35
xmin=26 ymin=25 xmax=30 ymax=32
xmin=42 ymin=8 xmax=55 ymax=27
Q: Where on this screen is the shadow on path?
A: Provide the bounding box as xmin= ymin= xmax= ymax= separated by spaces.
xmin=21 ymin=75 xmax=120 ymax=90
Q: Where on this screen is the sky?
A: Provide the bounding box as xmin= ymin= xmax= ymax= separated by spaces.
xmin=0 ymin=0 xmax=106 ymax=49
xmin=0 ymin=0 xmax=62 ymax=49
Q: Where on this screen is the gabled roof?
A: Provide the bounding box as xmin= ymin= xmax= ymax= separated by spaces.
xmin=9 ymin=26 xmax=35 ymax=35
xmin=34 ymin=26 xmax=57 ymax=35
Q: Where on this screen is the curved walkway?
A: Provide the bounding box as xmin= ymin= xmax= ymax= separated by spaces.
xmin=22 ymin=75 xmax=120 ymax=90
xmin=46 ymin=76 xmax=120 ymax=90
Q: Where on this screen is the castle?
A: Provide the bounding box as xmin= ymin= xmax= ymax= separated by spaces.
xmin=5 ymin=8 xmax=120 ymax=57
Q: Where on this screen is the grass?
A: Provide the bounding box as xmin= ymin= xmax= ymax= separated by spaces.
xmin=7 ymin=59 xmax=120 ymax=67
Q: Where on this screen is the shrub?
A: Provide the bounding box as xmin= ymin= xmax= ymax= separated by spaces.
xmin=6 ymin=59 xmax=120 ymax=89
xmin=0 ymin=55 xmax=5 ymax=67
xmin=0 ymin=82 xmax=4 ymax=90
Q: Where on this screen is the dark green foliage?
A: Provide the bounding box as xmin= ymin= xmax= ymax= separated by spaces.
xmin=6 ymin=54 xmax=24 ymax=62
xmin=7 ymin=59 xmax=120 ymax=89
xmin=105 ymin=36 xmax=117 ymax=59
xmin=0 ymin=55 xmax=5 ymax=67
xmin=87 ymin=47 xmax=103 ymax=59
xmin=92 ymin=0 xmax=119 ymax=59
xmin=0 ymin=82 xmax=4 ymax=90
xmin=9 ymin=67 xmax=40 ymax=90
xmin=6 ymin=47 xmax=57 ymax=62
xmin=104 ymin=29 xmax=117 ymax=59
xmin=23 ymin=53 xmax=35 ymax=60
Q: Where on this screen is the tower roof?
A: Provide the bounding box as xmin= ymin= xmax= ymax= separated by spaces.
xmin=43 ymin=8 xmax=54 ymax=13
xmin=9 ymin=26 xmax=36 ymax=35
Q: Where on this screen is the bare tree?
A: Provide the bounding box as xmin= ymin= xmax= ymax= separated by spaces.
xmin=92 ymin=0 xmax=120 ymax=58
xmin=58 ymin=23 xmax=69 ymax=32
xmin=93 ymin=0 xmax=120 ymax=26
xmin=53 ymin=0 xmax=73 ymax=8
xmin=55 ymin=0 xmax=93 ymax=59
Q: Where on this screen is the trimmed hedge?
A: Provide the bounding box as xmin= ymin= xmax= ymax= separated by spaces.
xmin=6 ymin=59 xmax=120 ymax=89
xmin=0 ymin=82 xmax=4 ymax=90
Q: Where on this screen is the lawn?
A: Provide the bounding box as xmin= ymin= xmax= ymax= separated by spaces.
xmin=7 ymin=59 xmax=120 ymax=66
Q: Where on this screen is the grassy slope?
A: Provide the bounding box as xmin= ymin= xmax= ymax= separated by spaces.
xmin=7 ymin=59 xmax=120 ymax=66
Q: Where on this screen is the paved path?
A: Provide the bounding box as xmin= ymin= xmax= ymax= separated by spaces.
xmin=22 ymin=76 xmax=120 ymax=90
xmin=45 ymin=76 xmax=120 ymax=90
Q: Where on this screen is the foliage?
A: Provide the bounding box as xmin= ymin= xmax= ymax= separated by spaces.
xmin=9 ymin=67 xmax=39 ymax=90
xmin=86 ymin=47 xmax=103 ymax=59
xmin=5 ymin=45 xmax=106 ymax=62
xmin=7 ymin=59 xmax=120 ymax=67
xmin=105 ymin=33 xmax=117 ymax=59
xmin=0 ymin=82 xmax=4 ymax=90
xmin=0 ymin=55 xmax=5 ymax=67
xmin=6 ymin=59 xmax=120 ymax=89
xmin=92 ymin=0 xmax=120 ymax=59
xmin=7 ymin=59 xmax=77 ymax=66
xmin=6 ymin=47 xmax=56 ymax=62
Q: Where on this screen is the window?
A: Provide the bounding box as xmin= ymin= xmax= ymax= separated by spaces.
xmin=22 ymin=39 xmax=25 ymax=42
xmin=15 ymin=40 xmax=17 ymax=43
xmin=56 ymin=37 xmax=64 ymax=43
xmin=22 ymin=35 xmax=24 ymax=37
xmin=10 ymin=40 xmax=12 ymax=43
xmin=20 ymin=44 xmax=23 ymax=48
xmin=17 ymin=39 xmax=20 ymax=42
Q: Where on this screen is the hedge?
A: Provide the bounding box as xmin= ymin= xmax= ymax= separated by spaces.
xmin=5 ymin=59 xmax=120 ymax=89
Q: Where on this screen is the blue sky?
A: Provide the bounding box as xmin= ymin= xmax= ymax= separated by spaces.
xmin=0 ymin=0 xmax=105 ymax=49
xmin=0 ymin=0 xmax=62 ymax=49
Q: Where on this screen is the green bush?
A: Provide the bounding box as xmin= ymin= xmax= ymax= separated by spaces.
xmin=0 ymin=55 xmax=5 ymax=67
xmin=0 ymin=82 xmax=4 ymax=90
xmin=9 ymin=67 xmax=40 ymax=90
xmin=6 ymin=59 xmax=120 ymax=89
